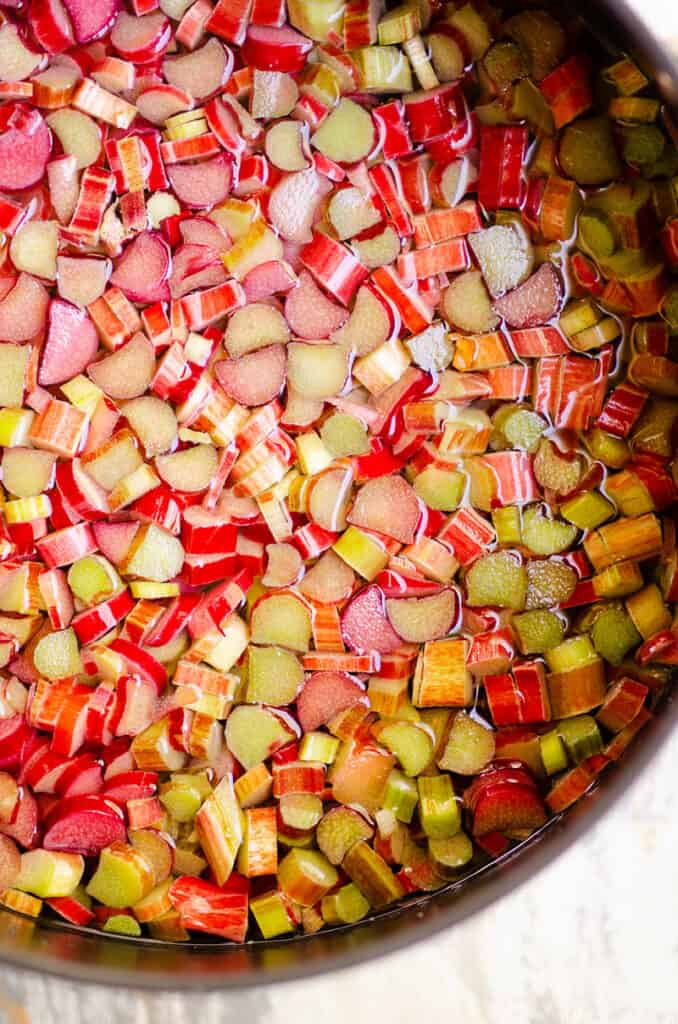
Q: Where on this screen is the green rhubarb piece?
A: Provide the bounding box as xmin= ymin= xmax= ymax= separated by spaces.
xmin=661 ymin=284 xmax=678 ymax=332
xmin=502 ymin=408 xmax=547 ymax=451
xmin=557 ymin=715 xmax=603 ymax=764
xmin=437 ymin=711 xmax=495 ymax=776
xmin=465 ymin=550 xmax=527 ymax=610
xmin=279 ymin=793 xmax=323 ymax=831
xmin=560 ymin=490 xmax=615 ymax=530
xmin=383 ymin=769 xmax=419 ymax=823
xmin=102 ymin=914 xmax=142 ymax=937
xmin=250 ymin=891 xmax=295 ymax=939
xmin=417 ymin=774 xmax=460 ymax=839
xmin=590 ymin=603 xmax=641 ymax=664
xmin=86 ymin=845 xmax=151 ymax=908
xmin=578 ymin=208 xmax=617 ymax=259
xmin=525 ymin=558 xmax=577 ymax=610
xmin=522 ymin=506 xmax=578 ymax=556
xmin=246 ymin=645 xmax=303 ymax=705
xmin=642 ymin=145 xmax=678 ymax=179
xmin=546 ymin=634 xmax=598 ymax=673
xmin=413 ymin=466 xmax=466 ymax=511
xmin=492 ymin=506 xmax=522 ymax=546
xmin=67 ymin=555 xmax=119 ymax=606
xmin=559 ymin=116 xmax=622 ymax=185
xmin=513 ymin=609 xmax=565 ymax=654
xmin=428 ymin=832 xmax=474 ymax=875
xmin=622 ymin=124 xmax=666 ymax=166
xmin=559 ymin=298 xmax=601 ymax=337
xmin=316 ymin=806 xmax=374 ymax=865
xmin=539 ymin=729 xmax=569 ymax=775
xmin=482 ymin=41 xmax=527 ymax=90
xmin=504 ymin=9 xmax=566 ymax=80
xmin=377 ymin=721 xmax=434 ymax=777
xmin=320 ymin=413 xmax=370 ymax=458
xmin=15 ymin=850 xmax=84 ymax=898
xmin=159 ymin=772 xmax=211 ymax=823
xmin=321 ymin=882 xmax=370 ymax=925
xmin=631 ymin=400 xmax=678 ymax=460
xmin=509 ymin=79 xmax=554 ymax=135
xmin=582 ymin=428 xmax=631 ymax=469
xmin=298 ymin=731 xmax=340 ymax=763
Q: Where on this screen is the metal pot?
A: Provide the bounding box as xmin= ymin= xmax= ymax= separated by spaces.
xmin=0 ymin=0 xmax=676 ymax=1000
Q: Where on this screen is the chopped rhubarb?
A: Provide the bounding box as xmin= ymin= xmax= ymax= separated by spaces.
xmin=0 ymin=0 xmax=671 ymax=946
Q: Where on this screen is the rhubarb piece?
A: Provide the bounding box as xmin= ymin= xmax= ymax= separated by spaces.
xmin=167 ymin=155 xmax=233 ymax=209
xmin=341 ymin=584 xmax=402 ymax=655
xmin=311 ymin=98 xmax=376 ymax=164
xmin=466 ymin=551 xmax=527 ymax=611
xmin=88 ymin=334 xmax=156 ymax=400
xmin=40 ymin=301 xmax=99 ymax=387
xmin=64 ymin=0 xmax=120 ymax=43
xmin=46 ymin=109 xmax=101 ymax=170
xmin=468 ymin=223 xmax=533 ymax=299
xmin=223 ymin=302 xmax=289 ymax=357
xmin=0 ymin=274 xmax=50 ymax=342
xmin=385 ymin=590 xmax=457 ymax=643
xmin=278 ymin=847 xmax=337 ymax=905
xmin=559 ymin=116 xmax=622 ymax=186
xmin=438 ymin=712 xmax=495 ymax=775
xmin=10 ymin=220 xmax=58 ymax=281
xmin=287 ymin=342 xmax=347 ymax=400
xmin=225 ymin=705 xmax=296 ymax=769
xmin=442 ymin=270 xmax=500 ymax=334
xmin=348 ymin=475 xmax=420 ymax=545
xmin=296 ymin=671 xmax=366 ymax=732
xmin=44 ymin=796 xmax=126 ymax=855
xmin=493 ymin=263 xmax=563 ymax=329
xmin=0 ymin=107 xmax=52 ymax=190
xmin=284 ymin=270 xmax=346 ymax=339
xmin=111 ymin=232 xmax=171 ymax=305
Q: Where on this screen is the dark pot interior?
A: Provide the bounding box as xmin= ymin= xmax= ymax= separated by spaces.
xmin=0 ymin=0 xmax=675 ymax=990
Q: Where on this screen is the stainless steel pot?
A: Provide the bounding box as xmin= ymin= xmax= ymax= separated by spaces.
xmin=0 ymin=0 xmax=676 ymax=998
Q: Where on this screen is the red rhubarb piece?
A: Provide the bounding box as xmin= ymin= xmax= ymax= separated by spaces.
xmin=284 ymin=269 xmax=347 ymax=339
xmin=169 ymin=875 xmax=249 ymax=942
xmin=347 ymin=474 xmax=421 ymax=544
xmin=241 ymin=24 xmax=313 ymax=73
xmin=167 ymin=154 xmax=233 ymax=209
xmin=493 ymin=262 xmax=563 ymax=329
xmin=341 ymin=584 xmax=403 ymax=655
xmin=215 ymin=344 xmax=286 ymax=406
xmin=243 ymin=260 xmax=297 ymax=302
xmin=103 ymin=769 xmax=159 ymax=806
xmin=0 ymin=107 xmax=52 ymax=191
xmin=0 ymin=272 xmax=50 ymax=341
xmin=110 ymin=9 xmax=170 ymax=60
xmin=296 ymin=671 xmax=366 ymax=732
xmin=111 ymin=232 xmax=171 ymax=305
xmin=0 ymin=788 xmax=38 ymax=849
xmin=39 ymin=299 xmax=99 ymax=386
xmin=42 ymin=795 xmax=126 ymax=855
xmin=62 ymin=0 xmax=119 ymax=42
xmin=29 ymin=0 xmax=75 ymax=53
